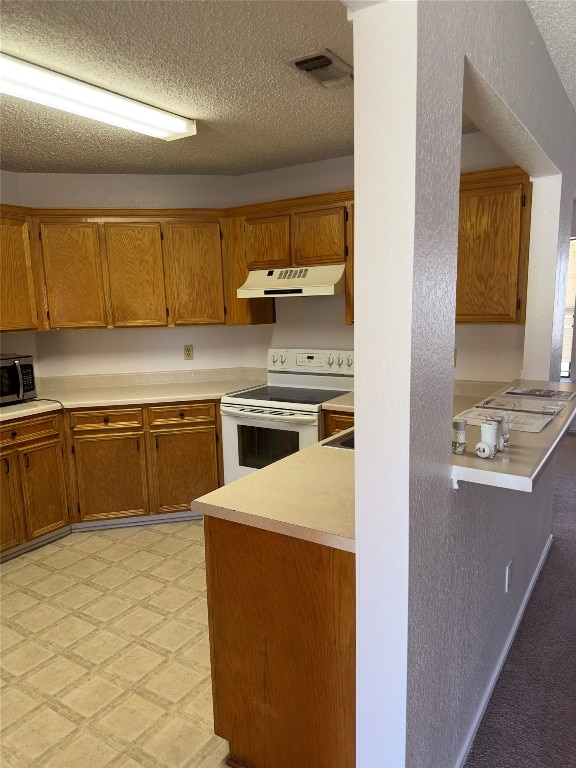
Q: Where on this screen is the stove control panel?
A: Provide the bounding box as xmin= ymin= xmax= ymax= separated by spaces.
xmin=268 ymin=349 xmax=354 ymax=375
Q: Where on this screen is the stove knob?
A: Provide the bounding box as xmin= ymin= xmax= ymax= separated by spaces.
xmin=337 ymin=356 xmax=343 ymax=367
xmin=272 ymin=354 xmax=278 ymax=364
xmin=327 ymin=355 xmax=334 ymax=367
xmin=280 ymin=355 xmax=287 ymax=364
xmin=346 ymin=356 xmax=353 ymax=367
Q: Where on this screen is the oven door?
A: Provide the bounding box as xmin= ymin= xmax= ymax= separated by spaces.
xmin=220 ymin=404 xmax=319 ymax=484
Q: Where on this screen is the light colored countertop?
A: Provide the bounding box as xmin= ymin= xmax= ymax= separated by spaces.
xmin=0 ymin=369 xmax=266 ymax=422
xmin=192 ymin=434 xmax=355 ymax=553
xmin=322 ymin=391 xmax=355 ymax=413
xmin=451 ymin=380 xmax=576 ymax=492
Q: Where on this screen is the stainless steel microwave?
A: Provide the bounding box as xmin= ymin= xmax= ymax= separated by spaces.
xmin=0 ymin=354 xmax=37 ymax=406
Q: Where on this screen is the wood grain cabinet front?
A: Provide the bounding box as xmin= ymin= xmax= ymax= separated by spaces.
xmin=323 ymin=410 xmax=354 ymax=438
xmin=73 ymin=431 xmax=149 ymax=521
xmin=38 ymin=221 xmax=108 ymax=328
xmin=104 ymin=222 xmax=168 ymax=327
xmin=0 ymin=217 xmax=39 ymax=332
xmin=147 ymin=425 xmax=219 ymax=515
xmin=243 ymin=205 xmax=348 ymax=271
xmin=162 ymin=222 xmax=225 ymax=325
xmin=456 ymin=167 xmax=532 ymax=324
xmin=205 ymin=516 xmax=355 ymax=768
xmin=0 ymin=413 xmax=69 ymax=551
xmin=68 ymin=401 xmax=221 ymax=522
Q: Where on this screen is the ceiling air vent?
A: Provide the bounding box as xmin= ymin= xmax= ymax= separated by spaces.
xmin=289 ymin=49 xmax=353 ymax=89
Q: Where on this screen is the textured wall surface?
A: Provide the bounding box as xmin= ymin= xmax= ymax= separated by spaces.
xmin=407 ymin=3 xmax=575 ymax=768
xmin=351 ymin=2 xmax=575 ymax=768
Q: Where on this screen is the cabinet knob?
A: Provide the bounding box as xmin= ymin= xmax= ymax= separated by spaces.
xmin=179 ymin=411 xmax=185 ymax=419
xmin=103 ymin=416 xmax=109 ymax=425
xmin=10 ymin=430 xmax=17 ymax=439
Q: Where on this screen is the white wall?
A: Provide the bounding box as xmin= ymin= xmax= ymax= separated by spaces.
xmin=0 ymin=155 xmax=354 ymax=210
xmin=350 ymin=4 xmax=575 ymax=768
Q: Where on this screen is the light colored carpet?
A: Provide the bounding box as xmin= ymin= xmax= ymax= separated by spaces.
xmin=0 ymin=520 xmax=229 ymax=768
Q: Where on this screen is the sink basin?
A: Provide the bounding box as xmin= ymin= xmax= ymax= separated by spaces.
xmin=323 ymin=430 xmax=354 ymax=450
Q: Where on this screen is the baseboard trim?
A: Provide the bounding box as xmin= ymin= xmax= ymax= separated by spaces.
xmin=70 ymin=511 xmax=202 ymax=532
xmin=454 ymin=533 xmax=554 ymax=768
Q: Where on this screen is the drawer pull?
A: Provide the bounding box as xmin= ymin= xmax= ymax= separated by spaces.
xmin=24 ymin=453 xmax=29 ymax=469
xmin=136 ymin=437 xmax=140 ymax=451
xmin=2 ymin=457 xmax=9 ymax=474
xmin=103 ymin=416 xmax=109 ymax=425
xmin=10 ymin=430 xmax=17 ymax=439
xmin=179 ymin=410 xmax=185 ymax=419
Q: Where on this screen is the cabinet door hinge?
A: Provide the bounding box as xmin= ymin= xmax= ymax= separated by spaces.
xmin=166 ymin=307 xmax=169 ymax=317
xmin=521 ymin=194 xmax=526 ymax=207
xmin=46 ymin=310 xmax=50 ymax=321
xmin=345 ymin=245 xmax=349 ymax=257
xmin=160 ymin=231 xmax=164 ymax=240
xmin=224 ymin=305 xmax=227 ymax=315
xmin=71 ymin=445 xmax=75 ymax=455
xmin=216 ymin=433 xmax=219 ymax=443
xmin=220 ymin=230 xmax=223 ymax=240
xmin=344 ymin=209 xmax=349 ymax=222
xmin=77 ymin=502 xmax=80 ymax=514
xmin=38 ymin=230 xmax=42 ymax=241
xmin=516 ymin=298 xmax=521 ymax=310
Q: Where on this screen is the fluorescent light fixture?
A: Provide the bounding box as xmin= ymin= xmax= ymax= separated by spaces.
xmin=0 ymin=53 xmax=196 ymax=140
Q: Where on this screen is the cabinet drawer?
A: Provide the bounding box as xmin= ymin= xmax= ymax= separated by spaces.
xmin=0 ymin=413 xmax=61 ymax=446
xmin=323 ymin=410 xmax=354 ymax=437
xmin=71 ymin=408 xmax=143 ymax=431
xmin=148 ymin=402 xmax=216 ymax=426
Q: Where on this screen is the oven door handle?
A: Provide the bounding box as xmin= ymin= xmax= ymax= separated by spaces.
xmin=220 ymin=404 xmax=318 ymax=424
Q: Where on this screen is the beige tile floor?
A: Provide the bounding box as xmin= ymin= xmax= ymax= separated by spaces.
xmin=0 ymin=520 xmax=230 ymax=768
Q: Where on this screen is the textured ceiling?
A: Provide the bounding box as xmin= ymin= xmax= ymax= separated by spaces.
xmin=0 ymin=0 xmax=353 ymax=175
xmin=0 ymin=0 xmax=573 ymax=176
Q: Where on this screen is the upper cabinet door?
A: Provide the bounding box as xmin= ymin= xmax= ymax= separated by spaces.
xmin=163 ymin=222 xmax=225 ymax=324
xmin=104 ymin=223 xmax=167 ymax=326
xmin=40 ymin=222 xmax=108 ymax=328
xmin=0 ymin=220 xmax=38 ymax=331
xmin=292 ymin=207 xmax=346 ymax=266
xmin=244 ymin=214 xmax=291 ymax=270
xmin=456 ymin=183 xmax=524 ymax=323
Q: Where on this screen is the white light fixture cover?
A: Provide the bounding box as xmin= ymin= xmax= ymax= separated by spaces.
xmin=0 ymin=53 xmax=196 ymax=140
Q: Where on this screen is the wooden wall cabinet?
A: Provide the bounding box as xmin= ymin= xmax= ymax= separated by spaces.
xmin=0 ymin=215 xmax=39 ymax=332
xmin=68 ymin=401 xmax=221 ymax=523
xmin=220 ymin=216 xmax=276 ymax=326
xmin=0 ymin=413 xmax=69 ymax=551
xmin=104 ymin=222 xmax=168 ymax=327
xmin=163 ymin=222 xmax=225 ymax=325
xmin=456 ymin=166 xmax=532 ymax=324
xmin=323 ymin=409 xmax=354 ymax=438
xmin=243 ymin=203 xmax=348 ymax=270
xmin=39 ymin=220 xmax=108 ymax=328
xmin=33 ymin=214 xmax=229 ymax=329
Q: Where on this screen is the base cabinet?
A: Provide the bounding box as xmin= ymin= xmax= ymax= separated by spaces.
xmin=205 ymin=516 xmax=355 ymax=768
xmin=74 ymin=432 xmax=148 ymax=521
xmin=147 ymin=426 xmax=219 ymax=514
xmin=1 ymin=451 xmax=26 ymax=551
xmin=68 ymin=401 xmax=220 ymax=523
xmin=324 ymin=409 xmax=354 ymax=437
xmin=0 ymin=414 xmax=69 ymax=551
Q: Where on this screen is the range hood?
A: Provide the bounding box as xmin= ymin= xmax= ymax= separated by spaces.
xmin=237 ymin=264 xmax=345 ymax=298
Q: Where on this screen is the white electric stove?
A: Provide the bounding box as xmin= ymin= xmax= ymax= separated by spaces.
xmin=220 ymin=348 xmax=354 ymax=483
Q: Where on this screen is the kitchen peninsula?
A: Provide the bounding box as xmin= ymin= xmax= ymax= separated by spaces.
xmin=192 ymin=379 xmax=575 ymax=768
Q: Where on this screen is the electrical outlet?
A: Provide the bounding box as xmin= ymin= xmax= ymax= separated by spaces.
xmin=184 ymin=345 xmax=194 ymax=360
xmin=505 ymin=560 xmax=512 ymax=593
